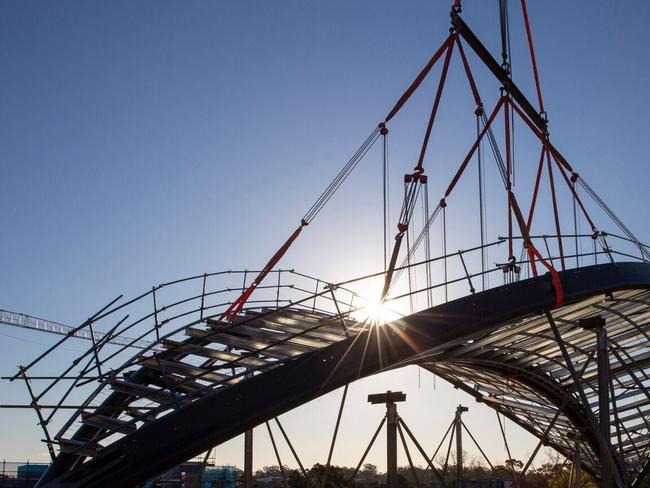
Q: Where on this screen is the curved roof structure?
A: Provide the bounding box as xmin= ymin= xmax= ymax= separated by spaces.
xmin=33 ymin=262 xmax=650 ymax=487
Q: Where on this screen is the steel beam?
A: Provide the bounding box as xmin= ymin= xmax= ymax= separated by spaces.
xmin=36 ymin=263 xmax=650 ymax=487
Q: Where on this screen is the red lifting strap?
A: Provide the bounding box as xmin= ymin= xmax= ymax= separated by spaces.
xmin=415 ymin=38 xmax=455 ymax=173
xmin=455 ymin=37 xmax=481 ymax=109
xmin=520 ymin=0 xmax=545 ymax=114
xmin=220 ymin=221 xmax=307 ymax=322
xmin=509 ymin=191 xmax=564 ymax=308
xmin=384 ymin=35 xmax=453 ymax=124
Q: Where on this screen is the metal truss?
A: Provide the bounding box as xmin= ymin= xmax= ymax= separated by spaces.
xmin=3 ymin=4 xmax=649 ymax=487
xmin=11 ymin=259 xmax=648 ymax=487
xmin=421 ymin=285 xmax=650 ymax=485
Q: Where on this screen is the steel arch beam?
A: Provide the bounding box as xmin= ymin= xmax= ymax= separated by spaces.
xmin=39 ymin=262 xmax=650 ymax=487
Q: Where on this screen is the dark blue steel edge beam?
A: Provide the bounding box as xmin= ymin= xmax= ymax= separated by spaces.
xmin=39 ymin=262 xmax=650 ymax=487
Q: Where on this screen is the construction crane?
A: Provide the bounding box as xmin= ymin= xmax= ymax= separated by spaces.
xmin=0 ymin=309 xmax=156 ymax=350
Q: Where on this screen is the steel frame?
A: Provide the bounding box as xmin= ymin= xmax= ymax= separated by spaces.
xmin=20 ymin=261 xmax=650 ymax=487
xmin=3 ymin=5 xmax=650 ymax=487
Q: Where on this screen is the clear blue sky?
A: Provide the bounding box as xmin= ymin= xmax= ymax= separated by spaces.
xmin=1 ymin=0 xmax=649 ymax=472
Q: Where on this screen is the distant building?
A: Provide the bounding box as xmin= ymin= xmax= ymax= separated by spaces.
xmin=143 ymin=462 xmax=236 ymax=488
xmin=452 ymin=480 xmax=518 ymax=488
xmin=0 ymin=462 xmax=49 ymax=488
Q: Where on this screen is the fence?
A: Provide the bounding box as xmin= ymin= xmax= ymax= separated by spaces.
xmin=0 ymin=462 xmax=49 ymax=488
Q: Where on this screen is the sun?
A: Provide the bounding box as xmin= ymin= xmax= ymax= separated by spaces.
xmin=354 ymin=299 xmax=398 ymax=326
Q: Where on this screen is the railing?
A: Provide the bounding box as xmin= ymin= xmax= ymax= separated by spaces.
xmin=2 ymin=230 xmax=648 ymax=459
xmin=3 ymin=268 xmax=371 ymax=457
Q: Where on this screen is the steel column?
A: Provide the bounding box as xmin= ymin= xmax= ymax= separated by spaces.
xmin=579 ymin=315 xmax=612 ymax=488
xmin=387 ymin=401 xmax=398 ymax=488
xmin=368 ymin=391 xmax=406 ymax=488
xmin=597 ymin=321 xmax=612 ymax=488
xmin=244 ymin=428 xmax=253 ymax=488
xmin=547 ymin=311 xmax=623 ymax=488
xmin=455 ymin=405 xmax=467 ymax=486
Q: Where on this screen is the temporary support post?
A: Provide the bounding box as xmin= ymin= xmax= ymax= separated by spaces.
xmin=455 ymin=405 xmax=468 ymax=486
xmin=274 ymin=417 xmax=307 ymax=477
xmin=244 ymin=428 xmax=253 ymax=488
xmin=321 ymin=384 xmax=349 ymax=488
xmin=266 ymin=422 xmax=288 ymax=488
xmin=244 ymin=367 xmax=254 ymax=488
xmin=580 ymin=316 xmax=612 ymax=488
xmin=396 ymin=418 xmax=445 ymax=485
xmin=349 ymin=417 xmax=386 ymax=481
xmin=396 ymin=422 xmax=421 ymax=488
xmin=368 ymin=391 xmax=406 ymax=488
xmin=546 ymin=310 xmax=622 ymax=488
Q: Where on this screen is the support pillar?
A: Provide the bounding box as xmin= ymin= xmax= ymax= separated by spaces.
xmin=580 ymin=316 xmax=612 ymax=488
xmin=573 ymin=437 xmax=581 ymax=488
xmin=455 ymin=405 xmax=468 ymax=488
xmin=597 ymin=323 xmax=612 ymax=488
xmin=244 ymin=428 xmax=253 ymax=488
xmin=368 ymin=391 xmax=406 ymax=488
xmin=387 ymin=401 xmax=397 ymax=488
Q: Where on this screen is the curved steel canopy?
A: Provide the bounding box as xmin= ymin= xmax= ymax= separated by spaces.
xmin=35 ymin=262 xmax=650 ymax=487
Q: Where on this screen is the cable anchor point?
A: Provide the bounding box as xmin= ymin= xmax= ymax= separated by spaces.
xmin=451 ymin=1 xmax=462 ymax=16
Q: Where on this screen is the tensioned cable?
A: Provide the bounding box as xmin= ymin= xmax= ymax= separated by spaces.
xmin=387 ymin=201 xmax=441 ymax=294
xmin=501 ymin=0 xmax=516 ymax=186
xmin=477 ymin=114 xmax=486 ymax=290
xmin=482 ymin=111 xmax=508 ymax=187
xmin=423 ymin=182 xmax=432 ymax=307
xmin=499 ymin=0 xmax=510 ymax=73
xmin=573 ymin=180 xmax=579 ymax=267
xmin=387 ymin=105 xmax=506 ymax=294
xmin=383 ymin=129 xmax=389 ymax=271
xmin=577 ymin=177 xmax=650 ymax=260
xmin=406 ymin=211 xmax=415 ymax=314
xmin=303 ymin=127 xmax=381 ymax=224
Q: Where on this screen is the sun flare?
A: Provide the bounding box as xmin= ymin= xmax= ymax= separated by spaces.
xmin=354 ymin=299 xmax=397 ymax=326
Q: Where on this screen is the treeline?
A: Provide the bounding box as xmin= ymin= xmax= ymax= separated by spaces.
xmin=250 ymin=460 xmax=597 ymax=487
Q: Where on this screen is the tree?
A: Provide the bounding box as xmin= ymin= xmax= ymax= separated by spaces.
xmin=505 ymin=459 xmax=523 ymax=471
xmin=360 ymin=464 xmax=378 ymax=479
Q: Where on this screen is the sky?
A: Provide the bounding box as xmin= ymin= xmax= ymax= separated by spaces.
xmin=1 ymin=0 xmax=650 ymax=474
